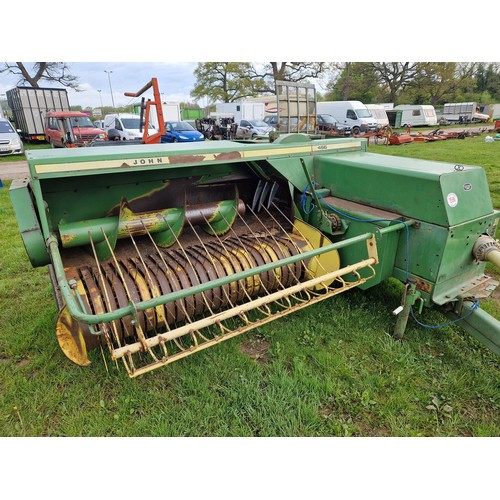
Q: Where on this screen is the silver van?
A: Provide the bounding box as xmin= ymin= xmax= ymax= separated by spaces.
xmin=0 ymin=118 xmax=24 ymax=156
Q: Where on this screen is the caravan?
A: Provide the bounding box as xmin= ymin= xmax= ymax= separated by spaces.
xmin=365 ymin=104 xmax=389 ymax=128
xmin=316 ymin=101 xmax=379 ymax=134
xmin=388 ymin=105 xmax=438 ymax=127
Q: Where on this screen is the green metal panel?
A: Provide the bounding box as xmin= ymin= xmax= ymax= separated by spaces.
xmin=313 ymin=152 xmax=494 ymax=227
xmin=391 ymin=214 xmax=498 ymax=305
xmin=9 ymin=179 xmax=50 ymax=267
xmin=25 ymin=137 xmax=366 ymax=242
xmin=337 ymin=219 xmax=401 ymax=289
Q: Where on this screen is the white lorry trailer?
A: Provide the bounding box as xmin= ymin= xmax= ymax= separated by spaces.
xmin=442 ymin=102 xmax=489 ymax=123
xmin=215 ymin=102 xmax=265 ymax=122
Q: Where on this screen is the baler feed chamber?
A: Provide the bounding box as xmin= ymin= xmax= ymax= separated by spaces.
xmin=37 ymin=145 xmax=378 ymax=377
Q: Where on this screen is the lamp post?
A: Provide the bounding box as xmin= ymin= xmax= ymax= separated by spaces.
xmin=104 ymin=70 xmax=115 ymax=108
xmin=97 ymin=89 xmax=103 ymax=109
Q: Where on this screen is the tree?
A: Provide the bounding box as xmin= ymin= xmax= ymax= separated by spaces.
xmin=324 ymin=63 xmax=381 ymax=102
xmin=370 ymin=62 xmax=419 ymax=103
xmin=399 ymin=63 xmax=459 ymax=105
xmin=190 ymin=63 xmax=266 ymax=103
xmin=190 ymin=62 xmax=329 ymax=103
xmin=475 ymin=63 xmax=500 ymax=101
xmin=0 ymin=62 xmax=80 ymax=90
xmin=261 ymin=62 xmax=328 ymax=91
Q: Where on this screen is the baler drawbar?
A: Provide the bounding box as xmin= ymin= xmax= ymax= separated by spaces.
xmin=10 ymin=133 xmax=500 ymax=376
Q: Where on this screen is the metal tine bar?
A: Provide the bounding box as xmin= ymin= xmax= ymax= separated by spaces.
xmin=112 ymin=257 xmax=377 ymax=365
xmin=88 ymin=231 xmax=132 ymax=373
xmin=265 ymin=202 xmax=330 ymax=297
xmin=126 ymin=228 xmax=163 ymax=336
xmin=125 ymin=229 xmax=163 ymax=364
xmin=140 ymin=219 xmax=195 ymax=329
xmin=230 ymin=210 xmax=275 ymax=317
xmin=128 ymin=231 xmax=180 ymax=364
xmin=136 ymin=222 xmax=174 ymax=335
xmin=172 ymin=336 xmax=187 ymax=353
xmin=158 ymin=338 xmax=169 ymax=358
xmin=181 ymin=219 xmax=233 ymax=337
xmin=126 ymin=351 xmax=136 ymax=375
xmin=218 ymin=210 xmax=275 ymax=318
xmin=248 ymin=203 xmax=303 ymax=286
xmin=232 ymin=208 xmax=294 ymax=313
xmin=99 ymin=230 xmax=152 ymax=358
xmin=220 ymin=208 xmax=294 ymax=313
xmin=192 ymin=231 xmax=251 ymax=332
xmin=195 ymin=214 xmax=253 ymax=327
xmin=161 ymin=217 xmax=217 ymax=318
xmin=243 ymin=205 xmax=301 ymax=309
xmin=232 ymin=209 xmax=276 ymax=298
xmin=205 ymin=210 xmax=273 ymax=319
xmin=98 ymin=344 xmax=110 ymax=374
xmin=193 ymin=238 xmax=254 ymax=336
xmin=199 ymin=225 xmax=257 ymax=327
xmin=190 ymin=330 xmax=199 ymax=348
xmin=269 ymin=201 xmax=331 ymax=277
xmin=194 ymin=326 xmax=212 ymax=343
xmin=183 ymin=217 xmax=240 ymax=318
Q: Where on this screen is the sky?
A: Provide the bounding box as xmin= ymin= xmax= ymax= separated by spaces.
xmin=0 ymin=62 xmax=201 ymax=109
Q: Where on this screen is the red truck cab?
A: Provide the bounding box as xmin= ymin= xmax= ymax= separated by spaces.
xmin=44 ymin=111 xmax=106 ymax=147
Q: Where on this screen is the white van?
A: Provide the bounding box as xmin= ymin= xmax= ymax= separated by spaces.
xmin=392 ymin=105 xmax=438 ymax=127
xmin=316 ymin=100 xmax=379 ymax=134
xmin=103 ymin=113 xmax=157 ymax=141
xmin=365 ymin=104 xmax=389 ymax=128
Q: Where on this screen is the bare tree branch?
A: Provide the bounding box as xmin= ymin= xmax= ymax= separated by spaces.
xmin=0 ymin=62 xmax=81 ymax=90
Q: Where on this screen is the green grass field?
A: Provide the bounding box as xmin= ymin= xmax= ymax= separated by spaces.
xmin=0 ymin=135 xmax=498 ymax=438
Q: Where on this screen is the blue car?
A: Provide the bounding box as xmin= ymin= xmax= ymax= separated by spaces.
xmin=161 ymin=121 xmax=205 ymax=143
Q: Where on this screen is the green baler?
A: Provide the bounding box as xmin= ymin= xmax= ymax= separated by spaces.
xmin=10 ymin=134 xmax=500 ymax=377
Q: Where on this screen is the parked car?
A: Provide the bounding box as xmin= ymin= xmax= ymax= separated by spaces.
xmin=0 ymin=118 xmax=24 ymax=155
xmin=235 ymin=119 xmax=274 ymax=139
xmin=160 ymin=121 xmax=205 ymax=143
xmin=316 ymin=114 xmax=352 ymax=136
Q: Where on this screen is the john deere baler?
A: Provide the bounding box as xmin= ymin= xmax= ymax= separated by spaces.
xmin=10 ymin=134 xmax=500 ymax=377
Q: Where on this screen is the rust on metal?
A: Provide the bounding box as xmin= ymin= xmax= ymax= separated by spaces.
xmin=214 ymin=151 xmax=242 ymax=161
xmin=168 ymin=155 xmax=207 ymax=165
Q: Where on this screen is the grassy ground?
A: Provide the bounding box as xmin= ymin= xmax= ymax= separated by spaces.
xmin=0 ymin=135 xmax=499 ymax=439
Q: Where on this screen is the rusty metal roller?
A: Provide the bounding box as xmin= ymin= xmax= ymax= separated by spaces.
xmin=71 ymin=234 xmax=306 ymax=346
